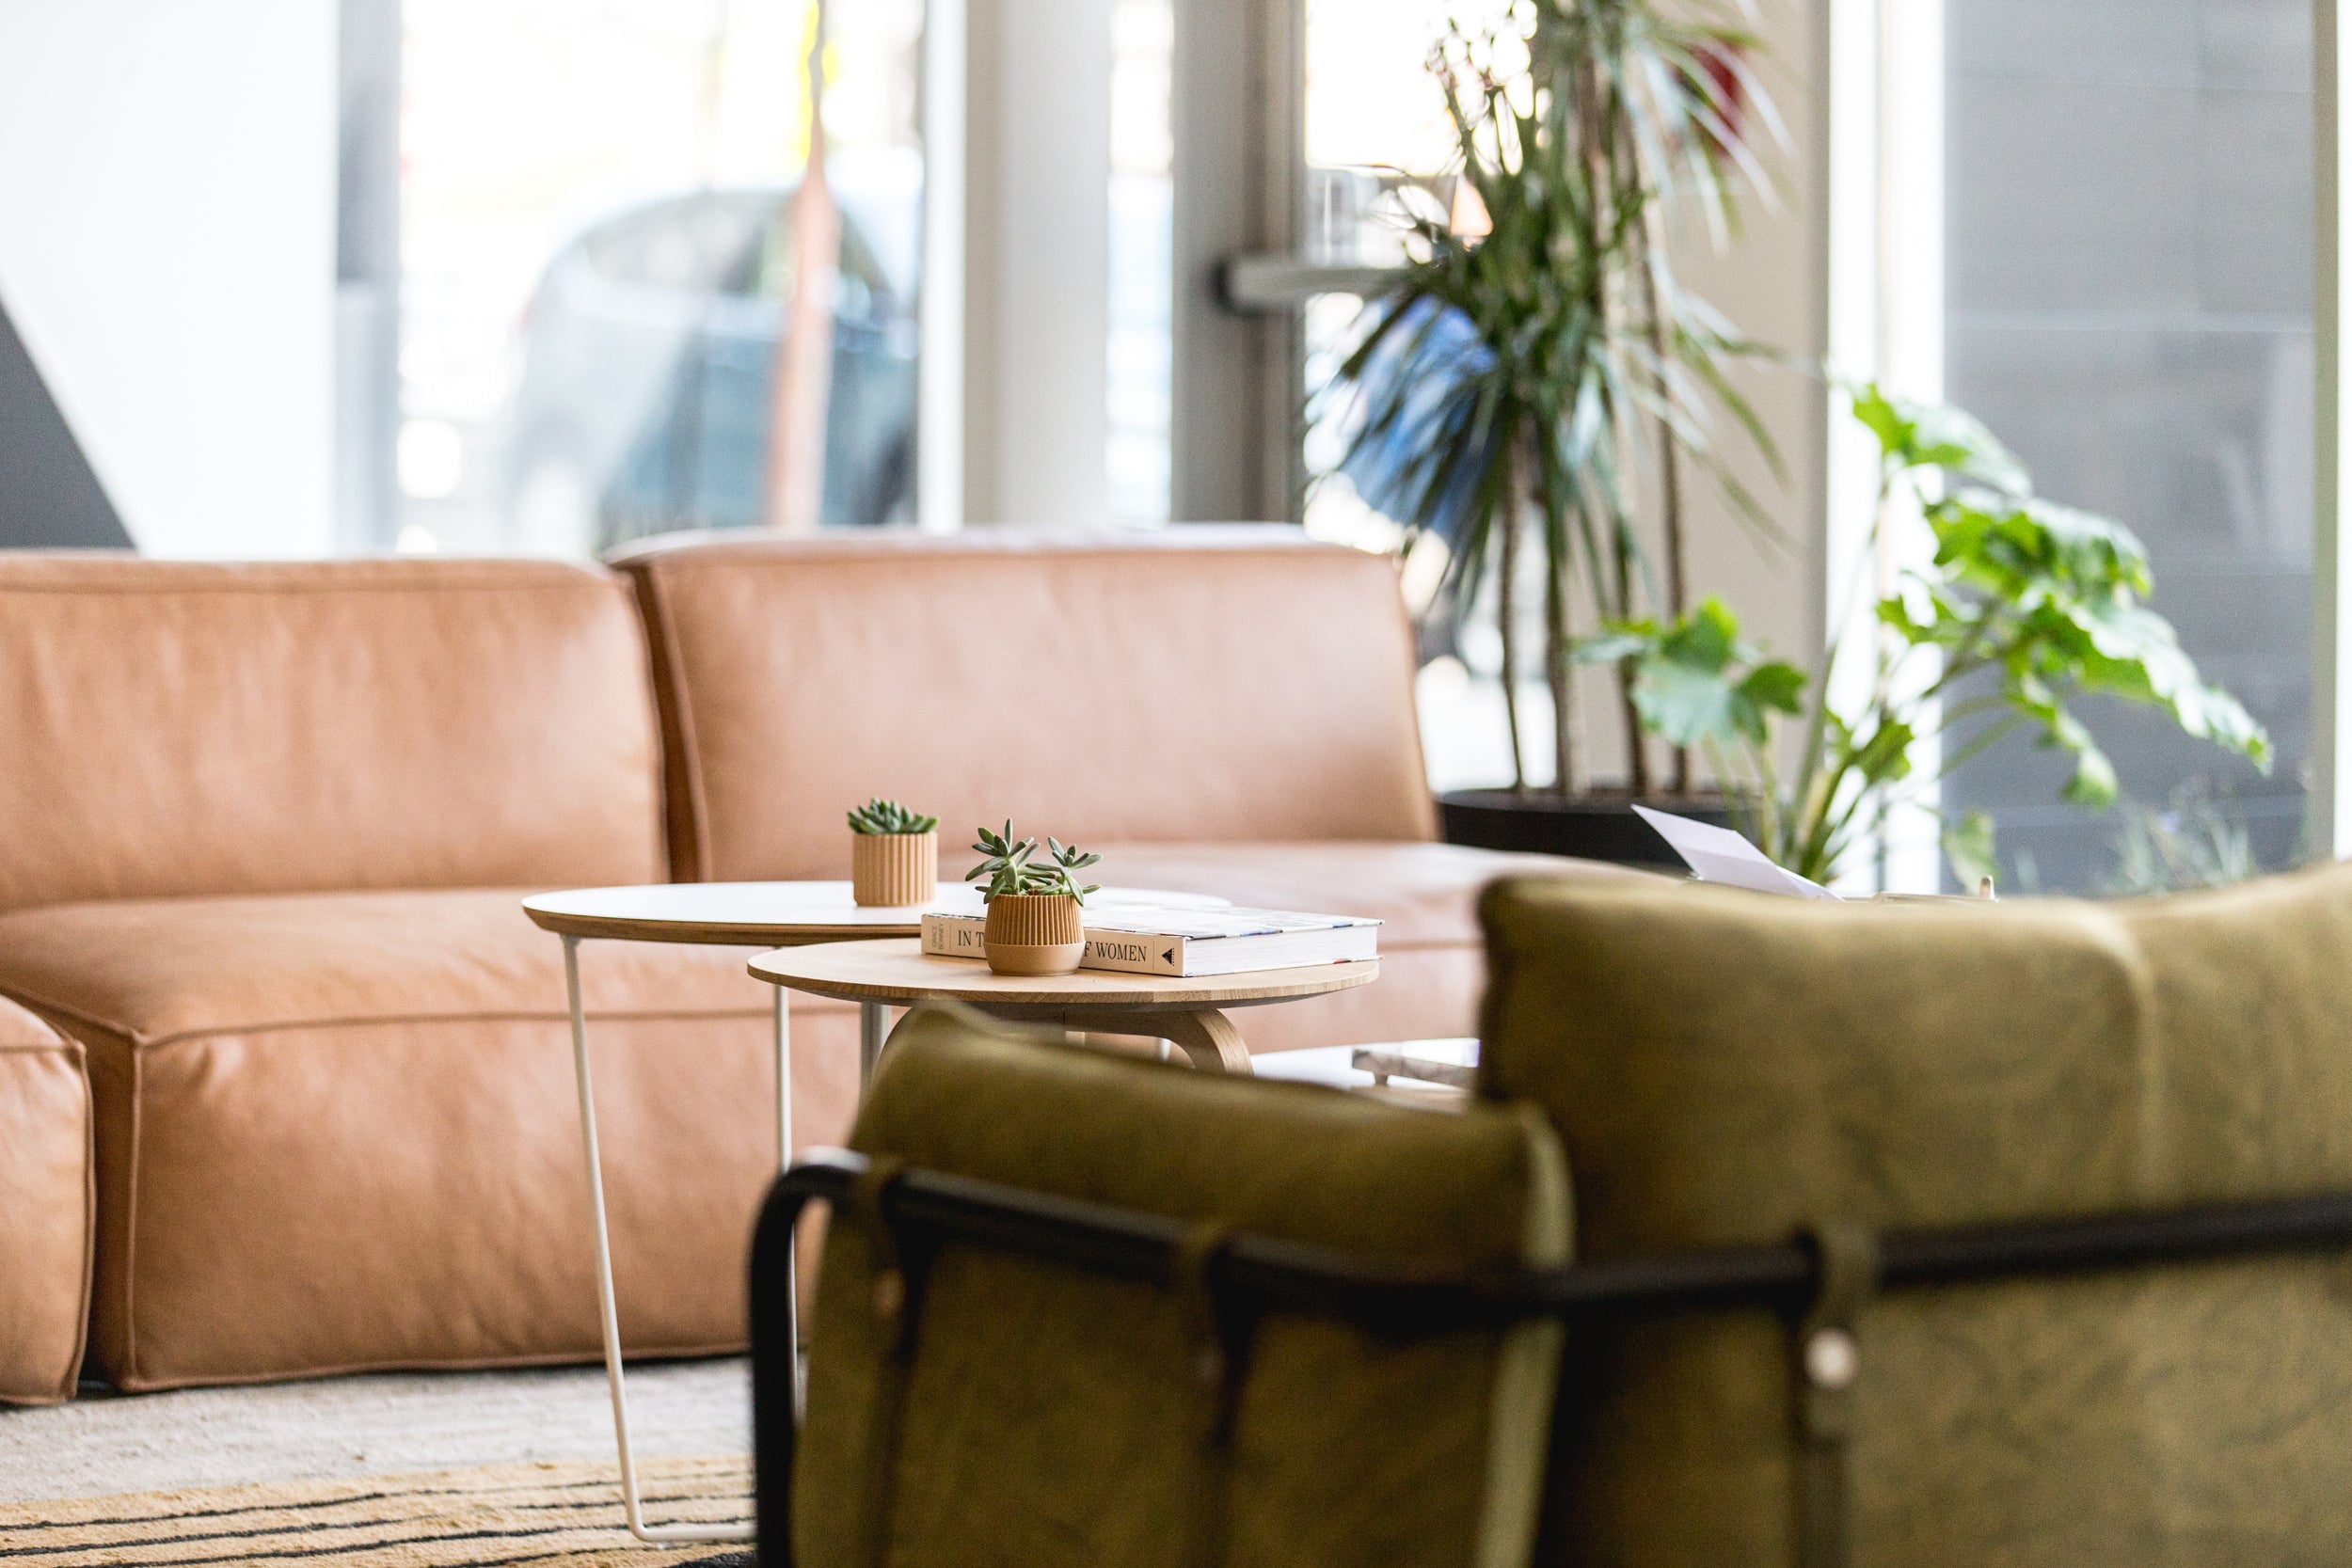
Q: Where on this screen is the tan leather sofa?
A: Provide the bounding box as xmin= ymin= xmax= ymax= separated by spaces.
xmin=0 ymin=994 xmax=91 ymax=1404
xmin=0 ymin=557 xmax=803 ymax=1390
xmin=614 ymin=529 xmax=1601 ymax=1053
xmin=0 ymin=536 xmax=1624 ymax=1392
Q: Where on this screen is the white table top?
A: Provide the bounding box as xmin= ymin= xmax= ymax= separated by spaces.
xmin=522 ymin=880 xmax=1228 ymax=946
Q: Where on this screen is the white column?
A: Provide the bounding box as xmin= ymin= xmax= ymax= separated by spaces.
xmin=959 ymin=0 xmax=1113 ymax=527
xmin=918 ymin=0 xmax=967 ymax=535
xmin=1818 ymin=0 xmax=1945 ymax=893
xmin=1875 ymin=0 xmax=1947 ymax=894
xmin=1168 ymin=0 xmax=1300 ymax=523
xmin=2316 ymin=0 xmax=2352 ymax=858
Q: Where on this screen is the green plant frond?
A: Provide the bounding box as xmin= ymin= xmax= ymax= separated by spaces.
xmin=1676 ymin=339 xmax=1788 ymax=483
xmin=1707 ymin=34 xmax=1793 ymax=154
xmin=1687 ymin=449 xmax=1785 ymax=547
xmin=1334 ymin=277 xmax=1448 ymax=386
xmin=1678 ymin=92 xmax=1776 ymax=214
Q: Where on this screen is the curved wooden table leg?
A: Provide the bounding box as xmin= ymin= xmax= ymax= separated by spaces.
xmin=876 ymin=999 xmax=1253 ymax=1074
xmin=1122 ymin=1008 xmax=1252 ymax=1074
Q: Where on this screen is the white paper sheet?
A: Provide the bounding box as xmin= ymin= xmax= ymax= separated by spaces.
xmin=1630 ymin=805 xmax=1842 ymax=901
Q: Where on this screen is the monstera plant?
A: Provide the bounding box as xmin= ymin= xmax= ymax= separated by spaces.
xmin=1578 ymin=386 xmax=2273 ymax=884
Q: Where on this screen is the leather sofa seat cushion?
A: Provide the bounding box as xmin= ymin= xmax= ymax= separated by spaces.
xmin=0 ymin=556 xmax=664 ymax=911
xmin=0 ymin=995 xmax=92 ymax=1405
xmin=1478 ymin=864 xmax=2352 ymax=1566
xmin=613 ymin=531 xmax=1438 ymax=881
xmin=0 ymin=890 xmax=854 ymax=1391
xmin=1088 ymin=842 xmax=1651 ymax=1052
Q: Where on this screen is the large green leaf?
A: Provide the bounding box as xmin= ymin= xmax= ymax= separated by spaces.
xmin=1852 ymin=383 xmax=2031 ymax=496
xmin=1605 ymin=598 xmax=1810 ymax=750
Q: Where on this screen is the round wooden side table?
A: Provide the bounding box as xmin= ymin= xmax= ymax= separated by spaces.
xmin=748 ymin=937 xmax=1380 ymax=1074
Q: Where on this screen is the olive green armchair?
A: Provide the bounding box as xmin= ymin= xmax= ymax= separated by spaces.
xmin=756 ymin=1006 xmax=1571 ymax=1568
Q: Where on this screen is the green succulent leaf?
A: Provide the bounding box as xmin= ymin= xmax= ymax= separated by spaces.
xmin=963 ymin=823 xmax=1104 ymax=901
xmin=847 ymin=797 xmax=939 ymax=835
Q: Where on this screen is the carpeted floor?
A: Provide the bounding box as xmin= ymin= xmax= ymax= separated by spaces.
xmin=0 ymin=1457 xmax=755 ymax=1567
xmin=0 ymin=1360 xmax=750 ymax=1505
xmin=0 ymin=1361 xmax=755 ymax=1564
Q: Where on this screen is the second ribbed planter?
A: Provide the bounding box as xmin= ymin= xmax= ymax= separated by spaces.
xmin=982 ymin=893 xmax=1086 ymax=975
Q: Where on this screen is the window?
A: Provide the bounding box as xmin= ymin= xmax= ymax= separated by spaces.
xmin=1299 ymin=0 xmax=1511 ymax=556
xmin=1942 ymin=0 xmax=2312 ymax=890
xmin=395 ymin=0 xmax=926 ymax=557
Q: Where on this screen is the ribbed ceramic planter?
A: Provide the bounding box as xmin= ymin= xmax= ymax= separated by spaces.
xmin=983 ymin=894 xmax=1085 ymax=975
xmin=850 ymin=832 xmax=938 ymax=907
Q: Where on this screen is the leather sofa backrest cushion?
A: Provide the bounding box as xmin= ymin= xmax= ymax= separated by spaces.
xmin=0 ymin=556 xmax=665 ymax=910
xmin=613 ymin=529 xmax=1436 ymax=881
xmin=1477 ymin=864 xmax=2352 ymax=1566
xmin=797 ymin=1005 xmax=1569 ymax=1568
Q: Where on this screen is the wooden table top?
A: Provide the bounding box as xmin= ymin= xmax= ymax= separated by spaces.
xmin=748 ymin=938 xmax=1380 ymax=1011
xmin=523 ymin=882 xmax=1227 ymax=946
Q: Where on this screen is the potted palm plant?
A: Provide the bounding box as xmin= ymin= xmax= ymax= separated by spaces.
xmin=966 ymin=822 xmax=1103 ymax=976
xmin=1329 ymin=0 xmax=1782 ymax=863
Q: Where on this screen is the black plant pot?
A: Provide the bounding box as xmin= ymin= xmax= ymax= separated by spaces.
xmin=1438 ymin=787 xmax=1737 ymax=870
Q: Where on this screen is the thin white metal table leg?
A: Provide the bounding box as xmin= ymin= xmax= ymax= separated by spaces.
xmin=775 ymin=983 xmax=801 ymax=1418
xmin=564 ymin=935 xmax=755 ymax=1545
xmin=859 ymin=1000 xmax=887 ymax=1089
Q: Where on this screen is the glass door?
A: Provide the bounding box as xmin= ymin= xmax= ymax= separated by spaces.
xmin=1941 ymin=0 xmax=2312 ymax=890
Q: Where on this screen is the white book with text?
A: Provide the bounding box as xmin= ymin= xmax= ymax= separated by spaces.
xmin=921 ymin=905 xmax=1380 ymax=977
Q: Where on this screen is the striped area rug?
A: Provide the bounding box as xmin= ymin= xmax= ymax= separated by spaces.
xmin=0 ymin=1456 xmax=755 ymax=1567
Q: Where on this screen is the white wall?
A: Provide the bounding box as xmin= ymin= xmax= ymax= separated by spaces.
xmin=1675 ymin=0 xmax=1828 ymax=657
xmin=0 ymin=0 xmax=337 ymax=558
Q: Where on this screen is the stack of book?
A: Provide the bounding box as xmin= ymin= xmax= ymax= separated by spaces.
xmin=922 ymin=903 xmax=1379 ymax=977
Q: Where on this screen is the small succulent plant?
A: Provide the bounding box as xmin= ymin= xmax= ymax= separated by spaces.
xmin=965 ymin=821 xmax=1102 ymax=902
xmin=847 ymin=797 xmax=939 ymax=836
